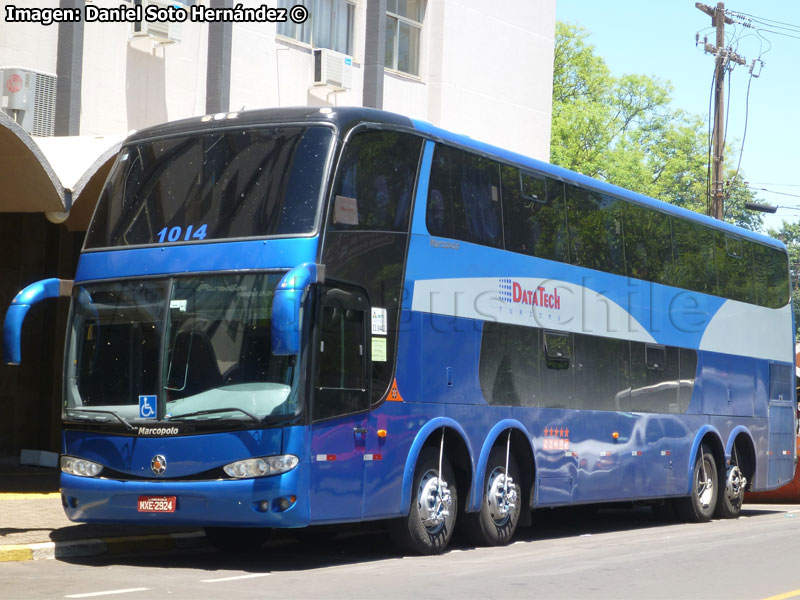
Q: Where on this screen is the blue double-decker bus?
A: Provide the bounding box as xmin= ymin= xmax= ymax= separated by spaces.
xmin=3 ymin=107 xmax=796 ymax=554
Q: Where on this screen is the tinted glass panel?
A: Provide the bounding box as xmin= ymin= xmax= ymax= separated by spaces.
xmin=645 ymin=344 xmax=666 ymax=370
xmin=427 ymin=145 xmax=502 ymax=247
xmin=318 ymin=303 xmax=364 ymax=390
xmin=315 ymin=287 xmax=368 ymax=421
xmin=479 ymin=323 xmax=695 ymax=414
xmin=479 ymin=322 xmax=539 ymax=407
xmin=541 ymin=331 xmax=573 ymax=408
xmin=86 ymin=127 xmax=333 ymax=248
xmin=672 ymin=219 xmax=717 ymax=294
xmin=566 ymin=186 xmax=625 ymax=275
xmin=630 ymin=342 xmax=680 ymax=413
xmin=330 ymin=130 xmax=422 ymax=232
xmin=502 ymin=168 xmax=568 ymax=262
xmin=624 ymin=204 xmax=674 ymax=284
xmin=72 ymin=281 xmax=167 ymax=407
xmin=679 ymin=348 xmax=697 ymax=411
xmin=716 ymin=233 xmax=754 ymax=304
xmin=754 ymin=243 xmax=790 ymax=308
xmin=322 ymin=231 xmax=407 ymax=403
xmin=573 ymin=335 xmax=630 ymax=411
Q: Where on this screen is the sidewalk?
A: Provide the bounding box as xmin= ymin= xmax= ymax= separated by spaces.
xmin=0 ymin=463 xmax=205 ymax=562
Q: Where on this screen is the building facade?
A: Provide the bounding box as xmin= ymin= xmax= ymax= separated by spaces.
xmin=0 ymin=0 xmax=555 ymax=459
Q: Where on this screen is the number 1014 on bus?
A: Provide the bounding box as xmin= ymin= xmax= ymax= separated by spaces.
xmin=156 ymin=224 xmax=208 ymax=243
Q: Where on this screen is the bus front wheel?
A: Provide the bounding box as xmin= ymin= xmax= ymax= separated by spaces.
xmin=389 ymin=447 xmax=458 ymax=555
xmin=464 ymin=446 xmax=522 ymax=546
xmin=677 ymin=443 xmax=718 ymax=523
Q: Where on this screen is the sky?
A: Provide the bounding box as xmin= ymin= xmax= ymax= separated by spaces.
xmin=555 ymin=0 xmax=800 ymax=231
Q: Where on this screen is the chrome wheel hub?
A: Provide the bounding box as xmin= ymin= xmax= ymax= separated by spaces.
xmin=698 ymin=456 xmax=715 ymax=508
xmin=417 ymin=469 xmax=452 ymax=533
xmin=726 ymin=465 xmax=746 ymax=503
xmin=486 ymin=467 xmax=518 ymax=525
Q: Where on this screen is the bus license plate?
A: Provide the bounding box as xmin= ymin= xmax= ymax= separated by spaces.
xmin=137 ymin=496 xmax=176 ymax=513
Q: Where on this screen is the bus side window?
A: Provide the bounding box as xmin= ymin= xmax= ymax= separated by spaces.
xmin=427 ymin=144 xmax=502 ymax=248
xmin=565 ymin=185 xmax=625 ymax=276
xmin=754 ymin=243 xmax=790 ymax=308
xmin=543 ymin=331 xmax=570 ymax=369
xmin=624 ymin=203 xmax=673 ymax=284
xmin=330 ymin=130 xmax=422 ymax=232
xmin=716 ymin=233 xmax=754 ymax=304
xmin=501 ymin=166 xmax=568 ymax=263
xmin=672 ymin=219 xmax=717 ymax=295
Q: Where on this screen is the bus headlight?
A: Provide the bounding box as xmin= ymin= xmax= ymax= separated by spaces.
xmin=61 ymin=456 xmax=104 ymax=477
xmin=223 ymin=455 xmax=299 ymax=479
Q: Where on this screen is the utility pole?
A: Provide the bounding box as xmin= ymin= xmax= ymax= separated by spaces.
xmin=695 ymin=2 xmax=746 ymax=220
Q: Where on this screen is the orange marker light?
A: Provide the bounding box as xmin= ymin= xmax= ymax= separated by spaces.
xmin=612 ymin=432 xmax=619 ymax=440
xmin=377 ymin=429 xmax=387 ymax=439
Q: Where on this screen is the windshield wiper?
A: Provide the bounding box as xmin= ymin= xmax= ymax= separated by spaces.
xmin=166 ymin=407 xmax=261 ymax=423
xmin=66 ymin=408 xmax=136 ymax=432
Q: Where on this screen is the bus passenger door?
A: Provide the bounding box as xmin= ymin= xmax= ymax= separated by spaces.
xmin=309 ymin=286 xmax=370 ymax=522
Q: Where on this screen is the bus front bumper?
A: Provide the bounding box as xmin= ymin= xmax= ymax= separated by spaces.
xmin=60 ymin=468 xmax=310 ymax=528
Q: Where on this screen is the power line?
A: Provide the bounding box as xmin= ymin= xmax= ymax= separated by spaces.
xmin=748 ymin=187 xmax=800 ymax=199
xmin=727 ymin=11 xmax=800 ymax=30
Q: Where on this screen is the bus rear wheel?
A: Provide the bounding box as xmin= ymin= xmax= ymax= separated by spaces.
xmin=715 ymin=463 xmax=746 ymax=519
xmin=464 ymin=446 xmax=521 ymax=546
xmin=204 ymin=527 xmax=270 ymax=553
xmin=677 ymin=443 xmax=718 ymax=523
xmin=388 ymin=447 xmax=457 ymax=555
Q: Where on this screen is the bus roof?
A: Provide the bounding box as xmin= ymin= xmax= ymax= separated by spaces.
xmin=124 ymin=106 xmax=414 ymax=146
xmin=124 ymin=106 xmax=785 ymax=252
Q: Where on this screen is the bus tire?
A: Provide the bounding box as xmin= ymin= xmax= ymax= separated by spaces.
xmin=204 ymin=526 xmax=270 ymax=553
xmin=715 ymin=463 xmax=745 ymax=519
xmin=389 ymin=447 xmax=457 ymax=555
xmin=464 ymin=446 xmax=521 ymax=546
xmin=676 ymin=443 xmax=718 ymax=523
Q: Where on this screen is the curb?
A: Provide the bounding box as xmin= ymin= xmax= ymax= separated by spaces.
xmin=0 ymin=531 xmax=206 ymax=562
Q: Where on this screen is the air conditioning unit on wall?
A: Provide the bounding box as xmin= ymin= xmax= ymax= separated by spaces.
xmin=313 ymin=49 xmax=353 ymax=89
xmin=131 ymin=0 xmax=183 ymax=44
xmin=0 ymin=67 xmax=57 ymax=136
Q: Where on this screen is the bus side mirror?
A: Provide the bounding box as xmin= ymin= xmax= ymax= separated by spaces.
xmin=271 ymin=263 xmax=324 ymax=356
xmin=3 ymin=278 xmax=73 ymax=365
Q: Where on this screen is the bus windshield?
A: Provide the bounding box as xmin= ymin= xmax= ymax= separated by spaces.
xmin=64 ymin=273 xmax=299 ymax=429
xmin=85 ymin=125 xmax=334 ymax=248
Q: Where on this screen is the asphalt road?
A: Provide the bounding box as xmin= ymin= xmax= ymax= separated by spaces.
xmin=3 ymin=504 xmax=800 ymax=600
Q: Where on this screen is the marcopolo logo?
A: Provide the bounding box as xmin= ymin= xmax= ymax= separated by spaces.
xmin=499 ymin=278 xmax=562 ymax=310
xmin=138 ymin=426 xmax=179 ymax=436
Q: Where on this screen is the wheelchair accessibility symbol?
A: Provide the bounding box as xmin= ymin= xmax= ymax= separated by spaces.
xmin=139 ymin=395 xmax=157 ymax=419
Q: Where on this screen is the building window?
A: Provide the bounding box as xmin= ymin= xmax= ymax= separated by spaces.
xmin=385 ymin=0 xmax=425 ymax=76
xmin=277 ymin=0 xmax=355 ymax=56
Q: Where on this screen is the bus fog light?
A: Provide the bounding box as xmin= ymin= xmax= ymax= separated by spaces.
xmin=273 ymin=495 xmax=296 ymax=512
xmin=61 ymin=456 xmax=103 ymax=478
xmin=223 ymin=455 xmax=299 ymax=479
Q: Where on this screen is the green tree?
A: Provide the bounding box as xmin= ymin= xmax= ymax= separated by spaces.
xmin=552 ymin=22 xmax=762 ymax=231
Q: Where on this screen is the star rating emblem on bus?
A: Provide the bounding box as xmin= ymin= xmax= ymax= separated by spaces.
xmin=543 ymin=426 xmax=570 ymax=451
